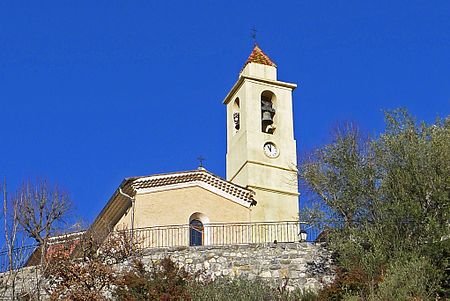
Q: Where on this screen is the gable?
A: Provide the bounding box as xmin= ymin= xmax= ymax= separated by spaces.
xmin=117 ymin=185 xmax=251 ymax=229
xmin=130 ymin=170 xmax=255 ymax=206
xmin=89 ymin=169 xmax=256 ymax=239
xmin=134 ymin=180 xmax=252 ymax=208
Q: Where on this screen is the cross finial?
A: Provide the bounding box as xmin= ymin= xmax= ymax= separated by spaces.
xmin=251 ymin=26 xmax=257 ymax=45
xmin=197 ymin=156 xmax=205 ymax=168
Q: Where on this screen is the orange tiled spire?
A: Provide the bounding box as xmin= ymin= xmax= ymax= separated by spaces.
xmin=243 ymin=44 xmax=277 ymax=68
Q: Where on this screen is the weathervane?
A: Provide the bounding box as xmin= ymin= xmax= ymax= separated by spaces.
xmin=197 ymin=156 xmax=206 ymax=168
xmin=251 ymin=26 xmax=257 ymax=45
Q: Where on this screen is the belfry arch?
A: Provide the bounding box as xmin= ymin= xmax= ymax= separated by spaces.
xmin=261 ymin=90 xmax=276 ymax=134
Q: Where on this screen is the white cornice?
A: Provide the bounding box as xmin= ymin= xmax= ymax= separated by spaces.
xmin=132 ymin=171 xmax=198 ymax=183
xmin=223 ymin=75 xmax=297 ymax=105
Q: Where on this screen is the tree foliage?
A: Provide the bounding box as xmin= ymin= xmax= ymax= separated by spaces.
xmin=299 ymin=109 xmax=450 ymax=299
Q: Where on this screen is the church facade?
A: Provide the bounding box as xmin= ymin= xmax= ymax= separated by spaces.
xmin=87 ymin=45 xmax=300 ymax=247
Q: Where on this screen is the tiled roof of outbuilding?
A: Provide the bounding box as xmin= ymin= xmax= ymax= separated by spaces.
xmin=243 ymin=45 xmax=277 ymax=68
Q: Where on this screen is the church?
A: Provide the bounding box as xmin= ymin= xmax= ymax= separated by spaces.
xmin=87 ymin=45 xmax=300 ymax=247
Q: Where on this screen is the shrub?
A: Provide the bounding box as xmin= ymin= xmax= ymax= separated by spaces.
xmin=190 ymin=277 xmax=318 ymax=301
xmin=375 ymin=256 xmax=441 ymax=301
xmin=115 ymin=257 xmax=193 ymax=301
xmin=116 ymin=258 xmax=321 ymax=301
xmin=317 ymin=266 xmax=373 ymax=301
xmin=190 ymin=277 xmax=279 ymax=301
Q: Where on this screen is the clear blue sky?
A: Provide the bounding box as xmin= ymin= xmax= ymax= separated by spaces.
xmin=1 ymin=1 xmax=449 ymax=225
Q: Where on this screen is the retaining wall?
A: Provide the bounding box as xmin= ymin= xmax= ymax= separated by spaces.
xmin=0 ymin=242 xmax=334 ymax=299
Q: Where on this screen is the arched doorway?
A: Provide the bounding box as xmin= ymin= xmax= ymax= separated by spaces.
xmin=189 ymin=219 xmax=204 ymax=246
xmin=188 ymin=212 xmax=209 ymax=246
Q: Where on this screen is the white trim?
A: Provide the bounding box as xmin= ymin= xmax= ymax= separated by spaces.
xmin=135 ymin=181 xmax=252 ymax=208
xmin=247 ymin=185 xmax=300 ymax=197
xmin=229 ymin=160 xmax=298 ymax=182
xmin=132 ymin=171 xmax=199 ymax=183
xmin=132 ymin=171 xmax=251 ymax=194
xmin=223 ymin=75 xmax=297 ymax=105
xmin=48 ymin=231 xmax=85 ymax=245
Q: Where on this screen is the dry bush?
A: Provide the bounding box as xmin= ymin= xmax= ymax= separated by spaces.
xmin=44 ymin=229 xmax=140 ymax=300
xmin=116 ymin=257 xmax=194 ymax=301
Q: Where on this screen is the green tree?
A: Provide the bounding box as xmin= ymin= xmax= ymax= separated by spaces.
xmin=299 ymin=109 xmax=450 ymax=299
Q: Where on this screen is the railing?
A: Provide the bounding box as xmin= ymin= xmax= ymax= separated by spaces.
xmin=125 ymin=221 xmax=319 ymax=249
xmin=0 ymin=244 xmax=37 ymax=273
xmin=0 ymin=222 xmax=320 ymax=272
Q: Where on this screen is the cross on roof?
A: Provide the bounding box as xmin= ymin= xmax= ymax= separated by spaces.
xmin=251 ymin=26 xmax=257 ymax=45
xmin=197 ymin=156 xmax=205 ymax=168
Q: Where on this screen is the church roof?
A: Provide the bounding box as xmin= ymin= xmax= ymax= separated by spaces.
xmin=129 ymin=169 xmax=255 ymax=205
xmin=243 ymin=44 xmax=277 ymax=68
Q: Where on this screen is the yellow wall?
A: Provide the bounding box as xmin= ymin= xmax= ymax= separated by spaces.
xmin=248 ymin=187 xmax=299 ymax=222
xmin=115 ymin=185 xmax=251 ymax=230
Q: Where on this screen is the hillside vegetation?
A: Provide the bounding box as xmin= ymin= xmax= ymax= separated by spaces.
xmin=299 ymin=109 xmax=449 ymax=300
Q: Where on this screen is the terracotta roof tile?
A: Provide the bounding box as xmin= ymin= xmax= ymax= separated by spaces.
xmin=243 ymin=45 xmax=277 ymax=68
xmin=130 ymin=169 xmax=255 ymax=205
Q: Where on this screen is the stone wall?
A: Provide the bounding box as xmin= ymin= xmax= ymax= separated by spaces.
xmin=137 ymin=242 xmax=334 ymax=291
xmin=0 ymin=242 xmax=334 ymax=299
xmin=0 ymin=266 xmax=39 ymax=300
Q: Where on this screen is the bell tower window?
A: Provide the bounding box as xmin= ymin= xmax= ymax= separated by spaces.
xmin=261 ymin=91 xmax=276 ymax=134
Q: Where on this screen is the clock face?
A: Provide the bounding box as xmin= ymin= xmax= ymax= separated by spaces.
xmin=263 ymin=142 xmax=279 ymax=158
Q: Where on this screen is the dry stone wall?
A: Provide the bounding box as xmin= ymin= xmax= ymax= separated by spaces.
xmin=137 ymin=242 xmax=334 ymax=291
xmin=0 ymin=242 xmax=334 ymax=299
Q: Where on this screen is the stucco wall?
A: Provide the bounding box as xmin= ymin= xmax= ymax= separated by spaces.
xmin=116 ymin=185 xmax=251 ymax=230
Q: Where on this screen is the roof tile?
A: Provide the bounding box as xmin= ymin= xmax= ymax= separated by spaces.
xmin=130 ymin=169 xmax=255 ymax=205
xmin=243 ymin=45 xmax=277 ymax=68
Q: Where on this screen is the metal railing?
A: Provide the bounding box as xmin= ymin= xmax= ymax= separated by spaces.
xmin=0 ymin=244 xmax=37 ymax=273
xmin=0 ymin=221 xmax=319 ymax=272
xmin=124 ymin=221 xmax=318 ymax=249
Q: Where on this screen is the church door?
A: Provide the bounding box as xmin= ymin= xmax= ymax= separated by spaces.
xmin=189 ymin=219 xmax=204 ymax=246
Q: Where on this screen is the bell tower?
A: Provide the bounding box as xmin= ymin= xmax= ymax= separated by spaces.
xmin=223 ymin=45 xmax=299 ymax=222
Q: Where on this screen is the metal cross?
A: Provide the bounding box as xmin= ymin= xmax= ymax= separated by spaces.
xmin=251 ymin=26 xmax=257 ymax=44
xmin=197 ymin=156 xmax=206 ymax=168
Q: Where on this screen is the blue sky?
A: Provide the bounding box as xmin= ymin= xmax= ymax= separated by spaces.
xmin=0 ymin=1 xmax=449 ymax=225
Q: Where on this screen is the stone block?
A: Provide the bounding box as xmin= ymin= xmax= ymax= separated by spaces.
xmin=269 ymin=264 xmax=281 ymax=270
xmin=217 ymin=257 xmax=227 ymax=263
xmin=238 ymin=265 xmax=251 ymax=271
xmin=259 ymin=271 xmax=271 ymax=278
xmin=279 ymin=268 xmax=289 ymax=278
xmin=270 ymin=259 xmax=280 ymax=265
xmin=280 ymin=259 xmax=291 ymax=265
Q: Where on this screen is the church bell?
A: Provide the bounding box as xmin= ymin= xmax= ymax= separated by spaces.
xmin=262 ymin=111 xmax=273 ymax=126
